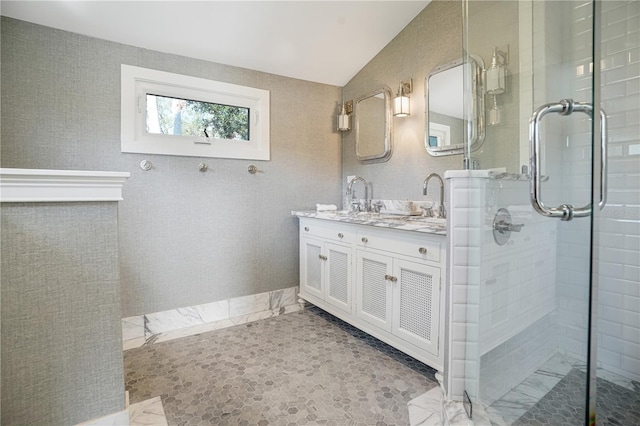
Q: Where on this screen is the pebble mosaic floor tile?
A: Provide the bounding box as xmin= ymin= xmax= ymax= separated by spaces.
xmin=514 ymin=368 xmax=640 ymax=426
xmin=124 ymin=307 xmax=438 ymax=425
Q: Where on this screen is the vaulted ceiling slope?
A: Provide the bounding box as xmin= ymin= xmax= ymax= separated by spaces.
xmin=1 ymin=1 xmax=431 ymax=87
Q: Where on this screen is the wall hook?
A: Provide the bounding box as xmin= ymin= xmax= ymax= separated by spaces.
xmin=140 ymin=160 xmax=153 ymax=171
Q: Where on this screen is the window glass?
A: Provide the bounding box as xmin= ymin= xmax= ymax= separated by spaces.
xmin=146 ymin=94 xmax=250 ymax=141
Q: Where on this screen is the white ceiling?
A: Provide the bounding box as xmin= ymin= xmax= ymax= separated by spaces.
xmin=1 ymin=1 xmax=430 ymax=87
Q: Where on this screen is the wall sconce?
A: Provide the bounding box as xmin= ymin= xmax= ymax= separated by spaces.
xmin=393 ymin=79 xmax=412 ymax=117
xmin=337 ymin=100 xmax=353 ymax=132
xmin=486 ymin=46 xmax=508 ymax=95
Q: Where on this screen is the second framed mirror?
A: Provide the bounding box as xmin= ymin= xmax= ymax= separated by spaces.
xmin=425 ymin=57 xmax=485 ymax=156
xmin=355 ymin=86 xmax=393 ymax=164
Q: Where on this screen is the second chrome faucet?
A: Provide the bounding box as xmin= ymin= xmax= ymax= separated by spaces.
xmin=422 ymin=173 xmax=446 ymax=218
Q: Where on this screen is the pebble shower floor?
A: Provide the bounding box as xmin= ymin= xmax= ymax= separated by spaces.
xmin=124 ymin=307 xmax=438 ymax=425
xmin=514 ymin=369 xmax=640 ymax=426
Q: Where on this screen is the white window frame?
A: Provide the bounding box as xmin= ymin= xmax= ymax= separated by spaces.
xmin=121 ymin=65 xmax=270 ymax=160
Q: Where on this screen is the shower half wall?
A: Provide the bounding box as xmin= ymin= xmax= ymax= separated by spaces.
xmin=445 ymin=170 xmax=559 ymax=404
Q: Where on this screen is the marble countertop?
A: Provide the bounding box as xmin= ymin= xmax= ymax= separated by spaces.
xmin=291 ymin=210 xmax=447 ymax=236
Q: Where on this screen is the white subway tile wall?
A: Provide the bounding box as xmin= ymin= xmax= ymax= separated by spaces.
xmin=478 ymin=181 xmax=558 ymax=357
xmin=597 ymin=0 xmax=640 ymax=373
xmin=556 ymin=0 xmax=640 ymax=382
xmin=479 ymin=313 xmax=558 ymax=405
xmin=482 ymin=209 xmax=557 ymax=375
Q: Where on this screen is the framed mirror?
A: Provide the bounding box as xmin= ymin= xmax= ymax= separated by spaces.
xmin=355 ymin=86 xmax=393 ymax=164
xmin=425 ymin=57 xmax=485 ymax=156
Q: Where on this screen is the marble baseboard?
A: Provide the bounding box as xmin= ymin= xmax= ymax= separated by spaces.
xmin=123 ymin=286 xmax=304 ymax=350
xmin=129 ymin=396 xmax=167 ymax=426
xmin=555 ymin=353 xmax=638 ymax=392
xmin=75 ymin=409 xmax=130 ymax=426
xmin=595 ymin=366 xmax=640 ymax=391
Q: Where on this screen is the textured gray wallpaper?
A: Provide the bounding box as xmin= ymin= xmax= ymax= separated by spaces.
xmin=1 ymin=17 xmax=343 ymax=317
xmin=465 ymin=0 xmax=521 ymax=173
xmin=342 ymin=1 xmax=465 ymax=202
xmin=1 ymin=202 xmax=125 ymax=425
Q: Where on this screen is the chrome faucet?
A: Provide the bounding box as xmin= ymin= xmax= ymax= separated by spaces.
xmin=423 ymin=173 xmax=446 ymax=218
xmin=347 ymin=176 xmax=369 ymax=212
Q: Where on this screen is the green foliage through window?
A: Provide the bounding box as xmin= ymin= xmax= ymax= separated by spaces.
xmin=146 ymin=94 xmax=249 ymax=141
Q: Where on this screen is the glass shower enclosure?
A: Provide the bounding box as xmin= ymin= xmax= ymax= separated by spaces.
xmin=449 ymin=1 xmax=640 ymax=424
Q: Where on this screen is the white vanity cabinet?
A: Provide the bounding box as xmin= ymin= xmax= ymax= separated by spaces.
xmin=300 ymin=220 xmax=354 ymax=314
xmin=356 ymin=227 xmax=442 ymax=358
xmin=356 ymin=251 xmax=441 ymax=356
xmin=297 ymin=216 xmax=445 ymax=371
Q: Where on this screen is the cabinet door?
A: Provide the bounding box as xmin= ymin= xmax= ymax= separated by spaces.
xmin=300 ymin=237 xmax=324 ymax=299
xmin=392 ymin=258 xmax=441 ymax=356
xmin=324 ymin=242 xmax=352 ymax=313
xmin=356 ymin=250 xmax=393 ymax=332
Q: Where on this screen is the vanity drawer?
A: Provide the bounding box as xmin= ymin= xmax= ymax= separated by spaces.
xmin=357 ymin=229 xmax=441 ymax=262
xmin=299 ymin=218 xmax=356 ymax=244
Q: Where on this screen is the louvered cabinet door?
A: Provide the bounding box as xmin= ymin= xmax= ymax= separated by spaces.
xmin=300 ymin=237 xmax=324 ymax=299
xmin=356 ymin=250 xmax=393 ymax=332
xmin=392 ymin=258 xmax=441 ymax=356
xmin=324 ymin=242 xmax=352 ymax=314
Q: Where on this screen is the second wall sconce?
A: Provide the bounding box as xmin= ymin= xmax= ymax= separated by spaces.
xmin=485 ymin=45 xmax=509 ymax=126
xmin=486 ymin=46 xmax=509 ymax=95
xmin=394 ymin=79 xmax=412 ymax=117
xmin=337 ymin=100 xmax=353 ymax=132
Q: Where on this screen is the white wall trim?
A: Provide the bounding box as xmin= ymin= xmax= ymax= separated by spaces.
xmin=0 ymin=168 xmax=130 ymax=202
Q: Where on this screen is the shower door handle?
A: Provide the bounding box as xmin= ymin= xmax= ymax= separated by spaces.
xmin=529 ymin=98 xmax=607 ymax=221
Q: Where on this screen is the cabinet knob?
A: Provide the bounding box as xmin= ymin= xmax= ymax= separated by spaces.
xmin=338 ymin=233 xmax=344 ymax=239
xmin=361 ymin=237 xmax=368 ymax=243
xmin=304 ymin=227 xmax=309 ymax=232
xmin=419 ymin=247 xmax=427 ymax=255
xmin=385 ymin=274 xmax=397 ymax=282
xmin=318 ymin=254 xmax=327 ymax=261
